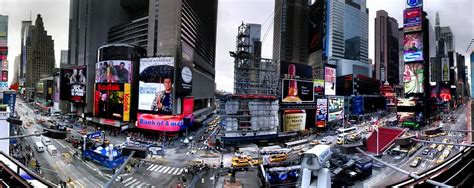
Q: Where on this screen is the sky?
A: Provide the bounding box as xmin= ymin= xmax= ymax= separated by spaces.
xmin=0 ymin=0 xmax=473 ymax=91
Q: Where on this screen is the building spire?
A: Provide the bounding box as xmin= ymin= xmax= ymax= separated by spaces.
xmin=435 ymin=12 xmax=440 ymax=26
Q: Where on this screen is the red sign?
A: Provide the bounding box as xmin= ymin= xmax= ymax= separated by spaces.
xmin=96 ymin=83 xmax=122 ymax=91
xmin=136 ymin=97 xmax=194 ymax=132
xmin=1 ymin=70 xmax=7 ymax=82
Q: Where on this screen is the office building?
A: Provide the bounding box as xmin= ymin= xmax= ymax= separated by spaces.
xmin=308 ymin=0 xmax=327 ymax=79
xmin=273 ymin=0 xmax=309 ymax=64
xmin=69 ymin=0 xmax=218 ymax=124
xmin=24 ymin=15 xmax=55 ymax=99
xmin=19 ymin=21 xmax=32 ymax=88
xmin=375 ymin=10 xmax=399 ymax=85
xmin=12 ymin=55 xmax=20 ymax=88
xmin=60 ymin=50 xmax=68 ymax=65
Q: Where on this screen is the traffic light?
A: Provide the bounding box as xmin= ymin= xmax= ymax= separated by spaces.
xmin=121 ymin=146 xmax=147 ymax=159
xmin=7 ymin=117 xmax=22 ymax=125
xmin=42 ymin=128 xmax=67 ymax=139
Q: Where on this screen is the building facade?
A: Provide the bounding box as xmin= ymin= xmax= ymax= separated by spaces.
xmin=273 ymin=0 xmax=309 ymax=64
xmin=374 ymin=10 xmax=399 ymax=85
xmin=0 ymin=15 xmax=7 ymax=90
xmin=24 ymin=15 xmax=55 ymax=99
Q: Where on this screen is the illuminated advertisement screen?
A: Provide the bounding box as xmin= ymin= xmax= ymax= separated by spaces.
xmin=316 ymin=99 xmax=327 ymax=127
xmin=403 ymin=7 xmax=422 ymax=32
xmin=397 ymin=97 xmax=417 ymax=106
xmin=136 ymin=97 xmax=194 ymax=132
xmin=138 ymin=57 xmax=175 ymax=114
xmin=324 ymin=67 xmax=336 ymax=95
xmin=94 ymin=83 xmax=131 ymax=122
xmin=441 ymin=57 xmax=449 ymax=82
xmin=36 ymin=83 xmax=44 ymax=94
xmin=60 ymin=69 xmax=72 ymax=100
xmin=404 ymin=63 xmax=424 ymax=94
xmin=404 ymin=33 xmax=423 ymax=62
xmin=314 ymin=79 xmax=324 ymax=96
xmin=406 ymin=0 xmax=422 ymax=8
xmin=440 ymin=87 xmax=451 ymax=102
xmin=280 ymin=61 xmax=313 ymax=80
xmin=95 ymin=60 xmax=132 ymax=83
xmin=283 ymin=110 xmax=306 ymax=132
xmin=397 ymin=112 xmax=415 ymax=122
xmin=53 ymin=76 xmax=59 ymax=102
xmin=70 ymin=66 xmax=87 ymax=103
xmin=281 ymin=79 xmax=314 ymax=103
xmin=352 ymin=96 xmax=364 ymax=115
xmin=328 ymin=96 xmax=344 ymax=121
xmin=1 ymin=70 xmax=7 ymax=82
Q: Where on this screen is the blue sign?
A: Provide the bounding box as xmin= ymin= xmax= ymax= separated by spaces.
xmin=407 ymin=0 xmax=422 ymax=8
xmin=87 ymin=131 xmax=103 ymax=139
xmin=352 ymin=96 xmax=364 ymax=115
xmin=3 ymin=92 xmax=16 ymax=116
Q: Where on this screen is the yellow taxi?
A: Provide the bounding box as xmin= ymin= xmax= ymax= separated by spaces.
xmin=438 ymin=132 xmax=447 ymax=136
xmin=447 ymin=142 xmax=454 ymax=149
xmin=336 ymin=138 xmax=345 ymax=145
xmin=309 ymin=140 xmax=320 ymax=146
xmin=249 ymin=159 xmax=262 ymax=166
xmin=269 ymin=154 xmax=288 ymax=163
xmin=442 ymin=138 xmax=449 ymax=143
xmin=231 ymin=156 xmax=250 ymax=168
xmin=436 ymin=144 xmax=445 ymax=152
xmin=429 ymin=143 xmax=437 ymax=149
xmin=436 ymin=154 xmax=448 ymax=164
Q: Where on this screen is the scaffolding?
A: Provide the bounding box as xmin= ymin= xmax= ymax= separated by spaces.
xmin=230 ymin=22 xmax=279 ymax=95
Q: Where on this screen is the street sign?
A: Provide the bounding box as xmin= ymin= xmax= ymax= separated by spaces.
xmin=87 ymin=131 xmax=103 ymax=139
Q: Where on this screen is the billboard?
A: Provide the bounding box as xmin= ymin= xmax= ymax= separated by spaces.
xmin=404 ymin=63 xmax=424 ymax=94
xmin=328 ymin=96 xmax=344 ymax=121
xmin=440 ymin=86 xmax=451 ymax=101
xmin=94 ymin=83 xmax=131 ymax=121
xmin=281 ymin=79 xmax=314 ymax=103
xmin=60 ymin=69 xmax=72 ymax=100
xmin=36 ymin=83 xmax=44 ymax=94
xmin=397 ymin=112 xmax=415 ymax=122
xmin=441 ymin=57 xmax=449 ymax=82
xmin=95 ymin=60 xmax=132 ymax=83
xmin=53 ymin=76 xmax=59 ymax=102
xmin=324 ymin=66 xmax=336 ymax=95
xmin=70 ymin=66 xmax=87 ymax=103
xmin=314 ymin=79 xmax=324 ymax=96
xmin=178 ymin=42 xmax=194 ymax=96
xmin=316 ymin=99 xmax=327 ymax=127
xmin=403 ymin=7 xmax=422 ymax=32
xmin=403 ymin=33 xmax=423 ymax=62
xmin=397 ymin=97 xmax=417 ymax=106
xmin=3 ymin=91 xmax=16 ymax=116
xmin=308 ymin=0 xmax=326 ymax=54
xmin=352 ymin=96 xmax=364 ymax=115
xmin=280 ymin=61 xmax=313 ymax=80
xmin=138 ymin=57 xmax=175 ymax=114
xmin=136 ymin=97 xmax=194 ymax=132
xmin=283 ymin=110 xmax=306 ymax=132
xmin=1 ymin=70 xmax=6 ymax=82
xmin=406 ymin=0 xmax=422 ymax=8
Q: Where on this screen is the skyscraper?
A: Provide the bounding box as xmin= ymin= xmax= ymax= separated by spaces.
xmin=273 ymin=0 xmax=309 ymax=64
xmin=24 ymin=15 xmax=55 ymax=98
xmin=60 ymin=50 xmax=68 ymax=65
xmin=375 ymin=10 xmax=399 ymax=85
xmin=20 ymin=21 xmax=32 ymax=87
xmin=326 ymin=0 xmax=370 ymax=78
xmin=69 ymin=0 xmax=218 ymax=114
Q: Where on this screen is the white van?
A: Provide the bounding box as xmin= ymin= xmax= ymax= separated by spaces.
xmin=35 ymin=142 xmax=45 ymax=152
xmin=47 ymin=145 xmax=57 ymax=156
xmin=41 ymin=137 xmax=51 ymax=146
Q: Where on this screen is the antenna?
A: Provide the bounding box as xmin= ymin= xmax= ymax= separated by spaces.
xmin=29 ymin=10 xmax=31 ymax=21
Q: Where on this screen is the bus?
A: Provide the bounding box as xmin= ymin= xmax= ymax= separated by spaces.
xmin=337 ymin=127 xmax=357 ymax=134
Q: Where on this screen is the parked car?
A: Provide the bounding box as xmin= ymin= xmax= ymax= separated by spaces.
xmin=422 ymin=148 xmax=431 ymax=155
xmin=410 ymin=157 xmax=422 ymax=167
xmin=269 ymin=154 xmax=288 ymax=163
xmin=436 ymin=154 xmax=448 ymax=164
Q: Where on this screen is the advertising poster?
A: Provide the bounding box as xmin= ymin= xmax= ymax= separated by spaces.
xmin=314 ymin=79 xmax=324 ymax=96
xmin=95 ymin=60 xmax=132 ymax=83
xmin=94 ymin=83 xmax=131 ymax=122
xmin=439 ymin=87 xmax=451 ymax=102
xmin=1 ymin=70 xmax=7 ymax=82
xmin=352 ymin=96 xmax=364 ymax=115
xmin=60 ymin=69 xmax=72 ymax=100
xmin=53 ymin=76 xmax=59 ymax=102
xmin=281 ymin=79 xmax=314 ymax=103
xmin=441 ymin=57 xmax=449 ymax=82
xmin=280 ymin=61 xmax=313 ymax=79
xmin=70 ymin=66 xmax=87 ymax=103
xmin=3 ymin=91 xmax=16 ymax=116
xmin=316 ymin=99 xmax=327 ymax=127
xmin=136 ymin=97 xmax=194 ymax=132
xmin=397 ymin=112 xmax=415 ymax=122
xmin=404 ymin=33 xmax=423 ymax=62
xmin=178 ymin=42 xmax=193 ymax=96
xmin=36 ymin=83 xmax=44 ymax=94
xmin=404 ymin=63 xmax=424 ymax=94
xmin=397 ymin=97 xmax=417 ymax=106
xmin=328 ymin=96 xmax=344 ymax=121
xmin=283 ymin=110 xmax=306 ymax=132
xmin=138 ymin=57 xmax=175 ymax=114
xmin=403 ymin=7 xmax=422 ymax=32
xmin=324 ymin=66 xmax=336 ymax=96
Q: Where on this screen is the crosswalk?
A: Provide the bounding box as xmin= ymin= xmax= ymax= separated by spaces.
xmin=121 ymin=176 xmax=155 ymax=188
xmin=145 ymin=164 xmax=184 ymax=175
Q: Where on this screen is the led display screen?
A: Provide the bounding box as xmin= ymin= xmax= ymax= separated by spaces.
xmin=404 ymin=63 xmax=424 ymax=94
xmin=328 ymin=96 xmax=344 ymax=121
xmin=94 ymin=83 xmax=131 ymax=122
xmin=325 ymin=67 xmax=336 ymax=95
xmin=404 ymin=33 xmax=423 ymax=62
xmin=95 ymin=60 xmax=132 ymax=83
xmin=316 ymin=98 xmax=328 ymax=127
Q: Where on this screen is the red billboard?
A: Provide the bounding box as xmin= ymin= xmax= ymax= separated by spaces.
xmin=136 ymin=97 xmax=194 ymax=132
xmin=94 ymin=83 xmax=131 ymax=122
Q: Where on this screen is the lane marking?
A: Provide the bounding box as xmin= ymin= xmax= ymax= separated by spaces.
xmin=154 ymin=166 xmax=164 ymax=172
xmin=135 ymin=182 xmax=147 ymax=188
xmin=122 ymin=177 xmax=134 ymax=184
xmin=146 ymin=164 xmax=155 ymax=171
xmin=175 ymin=169 xmax=184 ymax=175
xmin=159 ymin=166 xmax=170 ymax=173
xmin=124 ymin=178 xmax=138 ymax=187
xmin=129 ymin=180 xmax=141 ymax=187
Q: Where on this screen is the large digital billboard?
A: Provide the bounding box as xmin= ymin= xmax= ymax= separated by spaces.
xmin=280 ymin=61 xmax=313 ymax=80
xmin=314 ymin=79 xmax=324 ymax=96
xmin=404 ymin=33 xmax=423 ymax=62
xmin=136 ymin=97 xmax=194 ymax=132
xmin=441 ymin=57 xmax=449 ymax=82
xmin=316 ymin=99 xmax=327 ymax=127
xmin=406 ymin=0 xmax=422 ymax=8
xmin=397 ymin=112 xmax=415 ymax=122
xmin=138 ymin=57 xmax=175 ymax=114
xmin=281 ymin=79 xmax=314 ymax=103
xmin=404 ymin=63 xmax=424 ymax=94
xmin=283 ymin=110 xmax=306 ymax=132
xmin=95 ymin=60 xmax=132 ymax=83
xmin=70 ymin=66 xmax=87 ymax=103
xmin=177 ymin=42 xmax=193 ymax=96
xmin=60 ymin=69 xmax=73 ymax=100
xmin=324 ymin=66 xmax=336 ymax=95
xmin=352 ymin=96 xmax=364 ymax=115
xmin=94 ymin=83 xmax=131 ymax=121
xmin=328 ymin=96 xmax=344 ymax=121
xmin=53 ymin=76 xmax=59 ymax=102
xmin=403 ymin=7 xmax=422 ymax=32
xmin=397 ymin=97 xmax=417 ymax=106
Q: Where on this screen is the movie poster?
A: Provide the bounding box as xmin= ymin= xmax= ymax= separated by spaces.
xmin=404 ymin=63 xmax=424 ymax=94
xmin=70 ymin=66 xmax=86 ymax=103
xmin=95 ymin=60 xmax=132 ymax=83
xmin=316 ymin=99 xmax=327 ymax=127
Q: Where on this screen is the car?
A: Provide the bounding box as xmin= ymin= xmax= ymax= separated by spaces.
xmin=410 ymin=157 xmax=422 ymax=167
xmin=447 ymin=142 xmax=454 ymax=149
xmin=436 ymin=145 xmax=445 ymax=152
xmin=269 ymin=154 xmax=288 ymax=163
xmin=249 ymin=159 xmax=262 ymax=166
xmin=442 ymin=138 xmax=449 ymax=143
xmin=319 ymin=139 xmax=331 ymax=145
xmin=78 ymin=129 xmax=88 ymax=135
xmin=436 ymin=154 xmax=448 ymax=164
xmin=208 ymin=127 xmax=214 ymax=131
xmin=442 ymin=149 xmax=450 ymax=156
xmin=309 ymin=140 xmax=320 ymax=146
xmin=429 ymin=143 xmax=437 ymax=149
xmin=231 ymin=156 xmax=250 ymax=168
xmin=438 ymin=132 xmax=447 ymax=136
xmin=198 ymin=136 xmax=205 ymax=142
xmin=422 ymin=148 xmax=430 ymax=155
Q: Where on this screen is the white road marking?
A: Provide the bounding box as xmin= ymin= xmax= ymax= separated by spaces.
xmin=151 ymin=165 xmax=161 ymax=171
xmin=154 ymin=166 xmax=165 ymax=172
xmin=135 ymin=182 xmax=146 ymax=188
xmin=129 ymin=180 xmax=141 ymax=187
xmin=122 ymin=177 xmax=134 ymax=184
xmin=164 ymin=167 xmax=175 ymax=174
xmin=175 ymin=169 xmax=184 ymax=175
xmin=146 ymin=164 xmax=156 ymax=171
xmin=124 ymin=178 xmax=138 ymax=186
xmin=159 ymin=166 xmax=170 ymax=173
